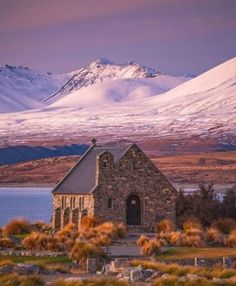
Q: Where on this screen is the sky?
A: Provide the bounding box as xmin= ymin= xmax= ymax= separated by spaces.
xmin=0 ymin=0 xmax=236 ymax=75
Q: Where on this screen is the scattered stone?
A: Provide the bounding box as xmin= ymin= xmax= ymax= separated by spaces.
xmin=212 ymin=277 xmax=224 ymax=283
xmin=186 ymin=274 xmax=199 ymax=281
xmin=161 ymin=274 xmax=171 ymax=279
xmin=179 ymin=276 xmax=187 ymax=282
xmin=13 ymin=263 xmax=40 ymax=275
xmin=130 ymin=268 xmax=143 ymax=282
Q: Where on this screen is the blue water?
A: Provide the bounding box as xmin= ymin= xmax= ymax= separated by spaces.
xmin=0 ymin=188 xmax=53 ymax=226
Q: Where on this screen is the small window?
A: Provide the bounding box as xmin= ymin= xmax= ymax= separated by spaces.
xmin=108 ymin=198 xmax=112 ymax=209
xmin=82 ymin=197 xmax=85 ymax=209
xmin=79 ymin=197 xmax=82 ymax=210
xmin=73 ymin=197 xmax=76 ymax=208
xmin=70 ymin=197 xmax=73 ymax=208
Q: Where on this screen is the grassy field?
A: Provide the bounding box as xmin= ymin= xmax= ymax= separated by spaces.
xmin=1 ymin=151 xmax=236 ymax=186
xmin=158 ymin=247 xmax=236 ymax=260
xmin=0 ymin=255 xmax=70 ymax=264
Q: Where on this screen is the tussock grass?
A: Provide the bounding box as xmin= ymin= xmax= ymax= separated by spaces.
xmin=213 ymin=218 xmax=236 ymax=235
xmin=225 ymin=230 xmax=236 ymax=248
xmin=0 ymin=273 xmax=45 ymax=286
xmin=0 ymin=237 xmax=15 ymax=249
xmin=155 ymin=219 xmax=174 ymax=233
xmin=132 ymin=260 xmax=236 ymax=280
xmin=22 ymin=232 xmax=61 ymax=251
xmin=3 ymin=218 xmax=31 ymax=236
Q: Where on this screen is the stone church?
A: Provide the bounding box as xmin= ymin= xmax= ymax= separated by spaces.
xmin=52 ymin=141 xmax=177 ymax=232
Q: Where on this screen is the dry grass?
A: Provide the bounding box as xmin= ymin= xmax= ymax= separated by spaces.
xmin=0 ymin=237 xmax=15 ymax=249
xmin=69 ymin=242 xmax=102 ymax=269
xmin=1 ymin=151 xmax=236 ymax=186
xmin=132 ymin=260 xmax=236 ymax=280
xmin=0 ymin=273 xmax=45 ymax=286
xmin=225 ymin=230 xmax=236 ymax=248
xmin=3 ymin=218 xmax=31 ymax=236
xmin=158 ymin=247 xmax=236 ymax=260
xmin=155 ymin=219 xmax=174 ymax=233
xmin=205 ymin=227 xmax=223 ymax=245
xmin=22 ymin=232 xmax=60 ymax=251
xmin=213 ymin=218 xmax=236 ymax=235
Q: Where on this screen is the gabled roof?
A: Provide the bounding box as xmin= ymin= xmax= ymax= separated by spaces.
xmin=52 ymin=145 xmax=127 ymax=195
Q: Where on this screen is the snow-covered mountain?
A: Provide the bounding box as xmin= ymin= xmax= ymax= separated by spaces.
xmin=44 ymin=58 xmax=159 ymax=104
xmin=0 ymin=65 xmax=70 ymax=113
xmin=0 ymin=57 xmax=235 ymax=148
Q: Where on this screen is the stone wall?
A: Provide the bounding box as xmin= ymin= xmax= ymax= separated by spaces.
xmin=52 ymin=193 xmax=94 ymax=230
xmin=93 ymin=144 xmax=177 ymax=231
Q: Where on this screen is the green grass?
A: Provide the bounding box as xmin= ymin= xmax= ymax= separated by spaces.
xmin=157 ymin=247 xmax=236 ymax=260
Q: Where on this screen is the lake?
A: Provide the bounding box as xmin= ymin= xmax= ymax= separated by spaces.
xmin=0 ymin=188 xmax=53 ymax=226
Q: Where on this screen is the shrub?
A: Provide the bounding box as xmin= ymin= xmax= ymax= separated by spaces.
xmin=114 ymin=222 xmax=126 ymax=238
xmin=182 ymin=218 xmax=202 ymax=232
xmin=167 ymin=231 xmax=182 ymax=246
xmin=69 ymin=241 xmax=102 ymax=269
xmin=0 ymin=259 xmax=14 ymax=267
xmin=139 ymin=239 xmax=161 ymax=257
xmin=0 ymin=273 xmax=45 ymax=286
xmin=136 ymin=235 xmax=149 ymax=247
xmin=0 ymin=237 xmax=15 ymax=249
xmin=213 ymin=218 xmax=236 ymax=234
xmin=3 ymin=218 xmax=31 ymax=236
xmin=80 ymin=216 xmax=99 ymax=231
xmin=225 ymin=230 xmax=236 ymax=247
xmin=22 ymin=232 xmax=60 ymax=251
xmin=155 ymin=219 xmax=174 ymax=233
xmin=205 ymin=227 xmax=223 ymax=245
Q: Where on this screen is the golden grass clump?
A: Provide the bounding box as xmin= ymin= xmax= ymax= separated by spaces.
xmin=182 ymin=218 xmax=202 ymax=232
xmin=0 ymin=259 xmax=15 ymax=267
xmin=167 ymin=231 xmax=182 ymax=246
xmin=0 ymin=273 xmax=45 ymax=286
xmin=136 ymin=235 xmax=150 ymax=247
xmin=3 ymin=218 xmax=31 ymax=236
xmin=22 ymin=232 xmax=60 ymax=251
xmin=155 ymin=219 xmax=174 ymax=233
xmin=213 ymin=218 xmax=236 ymax=234
xmin=205 ymin=227 xmax=223 ymax=245
xmin=225 ymin=230 xmax=236 ymax=247
xmin=69 ymin=241 xmax=102 ymax=269
xmin=80 ymin=216 xmax=100 ymax=231
xmin=137 ymin=237 xmax=161 ymax=257
xmin=0 ymin=237 xmax=15 ymax=249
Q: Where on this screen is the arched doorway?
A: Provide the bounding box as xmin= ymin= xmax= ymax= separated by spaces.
xmin=127 ymin=194 xmax=141 ymax=225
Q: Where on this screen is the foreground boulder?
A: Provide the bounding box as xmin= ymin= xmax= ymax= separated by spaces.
xmin=13 ymin=264 xmax=40 ymax=275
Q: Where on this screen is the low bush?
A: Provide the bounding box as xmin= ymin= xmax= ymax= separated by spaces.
xmin=3 ymin=218 xmax=31 ymax=236
xmin=22 ymin=232 xmax=60 ymax=251
xmin=80 ymin=216 xmax=100 ymax=231
xmin=0 ymin=259 xmax=15 ymax=266
xmin=0 ymin=237 xmax=15 ymax=249
xmin=69 ymin=241 xmax=102 ymax=269
xmin=225 ymin=230 xmax=236 ymax=247
xmin=155 ymin=219 xmax=174 ymax=233
xmin=213 ymin=218 xmax=236 ymax=235
xmin=0 ymin=273 xmax=45 ymax=286
xmin=205 ymin=227 xmax=223 ymax=245
xmin=137 ymin=237 xmax=161 ymax=257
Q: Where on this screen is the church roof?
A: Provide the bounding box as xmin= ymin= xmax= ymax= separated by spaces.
xmin=52 ymin=145 xmax=127 ymax=195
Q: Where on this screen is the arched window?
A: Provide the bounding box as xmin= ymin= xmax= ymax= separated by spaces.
xmin=108 ymin=198 xmax=112 ymax=209
xmin=62 ymin=196 xmax=65 ymax=209
xmin=79 ymin=197 xmax=82 ymax=210
xmin=73 ymin=197 xmax=76 ymax=208
xmin=70 ymin=197 xmax=73 ymax=208
xmin=82 ymin=197 xmax=85 ymax=209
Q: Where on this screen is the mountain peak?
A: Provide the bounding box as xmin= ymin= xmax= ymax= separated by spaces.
xmin=91 ymin=58 xmax=114 ymax=66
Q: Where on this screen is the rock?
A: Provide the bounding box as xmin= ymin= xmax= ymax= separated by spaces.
xmin=13 ymin=264 xmax=40 ymax=275
xmin=212 ymin=277 xmax=224 ymax=283
xmin=131 ymin=269 xmax=143 ymax=282
xmin=161 ymin=274 xmax=171 ymax=279
xmin=0 ymin=265 xmax=14 ymax=274
xmin=145 ymin=270 xmax=161 ymax=282
xmin=116 ymin=273 xmax=123 ymax=279
xmin=179 ymin=276 xmax=187 ymax=282
xmin=186 ymin=274 xmax=199 ymax=281
xmin=122 ymin=267 xmax=140 ymax=279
